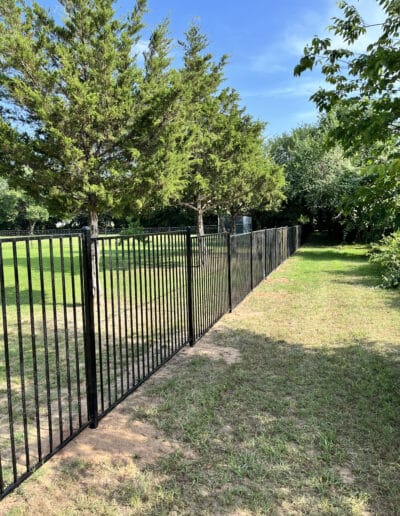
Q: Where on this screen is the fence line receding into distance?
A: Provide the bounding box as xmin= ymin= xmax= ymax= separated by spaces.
xmin=0 ymin=224 xmax=305 ymax=498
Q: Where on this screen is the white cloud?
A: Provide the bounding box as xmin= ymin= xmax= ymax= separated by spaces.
xmin=250 ymin=0 xmax=385 ymax=74
xmin=250 ymin=50 xmax=287 ymax=74
xmin=131 ymin=39 xmax=149 ymax=61
xmin=283 ymin=0 xmax=386 ymax=57
xmin=251 ymin=0 xmax=386 ymax=76
xmin=242 ymin=79 xmax=327 ymax=99
xmin=249 ymin=6 xmax=330 ymax=74
xmin=294 ymin=109 xmax=318 ymax=122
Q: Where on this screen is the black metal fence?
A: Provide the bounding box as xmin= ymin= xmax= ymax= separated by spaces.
xmin=0 ymin=225 xmax=219 ymax=238
xmin=0 ymin=225 xmax=305 ymax=498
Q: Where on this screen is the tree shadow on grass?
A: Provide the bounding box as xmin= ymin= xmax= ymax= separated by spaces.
xmin=299 ymin=231 xmax=369 ymax=263
xmin=128 ymin=329 xmax=400 ymax=515
xmin=298 ymin=243 xmax=399 ymax=304
xmin=327 ymin=261 xmax=382 ymax=288
xmin=299 ymin=247 xmax=368 ymax=263
xmin=324 ymin=257 xmax=400 ymax=309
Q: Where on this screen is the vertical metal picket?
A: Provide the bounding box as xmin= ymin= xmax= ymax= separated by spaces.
xmin=227 ymin=232 xmax=232 ymax=312
xmin=264 ymin=229 xmax=267 ymax=278
xmin=185 ymin=227 xmax=194 ymax=346
xmin=250 ymin=231 xmax=253 ymax=291
xmin=81 ymin=227 xmax=99 ymax=429
xmin=0 ymin=224 xmax=306 ymax=500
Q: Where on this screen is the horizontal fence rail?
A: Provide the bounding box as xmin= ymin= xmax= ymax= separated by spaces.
xmin=0 ymin=224 xmax=306 ymax=498
xmin=0 ymin=225 xmax=219 ymax=238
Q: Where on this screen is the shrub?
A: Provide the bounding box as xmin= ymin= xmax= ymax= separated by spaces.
xmin=119 ymin=220 xmax=148 ymax=245
xmin=120 ymin=220 xmax=145 ymax=237
xmin=369 ymin=230 xmax=400 ymax=288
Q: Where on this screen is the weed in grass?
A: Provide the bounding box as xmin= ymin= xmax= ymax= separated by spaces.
xmin=58 ymin=458 xmax=92 ymax=480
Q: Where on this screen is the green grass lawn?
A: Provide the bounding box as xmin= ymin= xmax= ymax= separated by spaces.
xmin=3 ymin=234 xmax=399 ymax=514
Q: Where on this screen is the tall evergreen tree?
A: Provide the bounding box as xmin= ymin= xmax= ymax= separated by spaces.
xmin=176 ymin=24 xmax=228 ymax=235
xmin=176 ymin=29 xmax=285 ymax=236
xmin=212 ymin=90 xmax=285 ymax=230
xmin=0 ymin=0 xmax=183 ymax=236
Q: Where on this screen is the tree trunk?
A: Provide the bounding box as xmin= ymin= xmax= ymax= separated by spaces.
xmin=230 ymin=211 xmax=237 ymax=235
xmin=28 ymin=220 xmax=36 ymax=235
xmin=89 ymin=209 xmax=99 ymax=297
xmin=196 ymin=199 xmax=205 ymax=236
xmin=196 ymin=199 xmax=207 ymax=264
xmin=89 ymin=209 xmax=99 ymax=238
xmin=218 ymin=215 xmax=227 ymax=233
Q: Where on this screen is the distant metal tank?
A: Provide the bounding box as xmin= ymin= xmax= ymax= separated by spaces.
xmin=218 ymin=215 xmax=252 ymax=234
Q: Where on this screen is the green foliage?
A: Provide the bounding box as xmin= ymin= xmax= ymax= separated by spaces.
xmin=24 ymin=203 xmax=49 ymax=233
xmin=139 ymin=205 xmax=196 ymax=229
xmin=0 ymin=0 xmax=184 ymax=234
xmin=119 ymin=219 xmax=144 ymax=237
xmin=0 ymin=177 xmax=49 ymax=230
xmin=0 ymin=177 xmax=20 ymax=227
xmin=294 ymin=0 xmax=400 ymax=156
xmin=292 ymin=0 xmax=400 ymax=243
xmin=369 ymin=230 xmax=400 ymax=288
xmin=176 ymin=26 xmax=284 ymax=234
xmin=294 ymin=2 xmax=400 ymax=242
xmin=176 ymin=24 xmax=228 ymax=233
xmin=0 ymin=5 xmax=281 ymax=236
xmin=340 ymin=159 xmax=400 ymax=241
xmin=267 ymin=123 xmax=356 ymax=230
xmin=211 ymin=90 xmax=285 ymax=222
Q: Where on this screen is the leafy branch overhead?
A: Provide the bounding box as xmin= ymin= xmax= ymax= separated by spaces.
xmin=294 ymin=0 xmax=400 ymax=153
xmin=291 ymin=0 xmax=400 ymax=285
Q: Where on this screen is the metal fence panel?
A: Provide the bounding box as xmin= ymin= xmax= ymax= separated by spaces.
xmin=192 ymin=233 xmax=229 ymax=340
xmin=93 ymin=232 xmax=189 ymax=417
xmin=252 ymin=230 xmax=266 ymax=287
xmin=230 ymin=233 xmax=252 ymax=308
xmin=265 ymin=229 xmax=275 ymax=275
xmin=0 ymin=234 xmax=88 ymax=497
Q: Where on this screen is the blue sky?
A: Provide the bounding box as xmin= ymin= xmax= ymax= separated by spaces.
xmin=40 ymin=0 xmax=384 ymax=138
xmin=143 ymin=0 xmax=385 ymax=138
xmin=140 ymin=0 xmax=333 ymax=138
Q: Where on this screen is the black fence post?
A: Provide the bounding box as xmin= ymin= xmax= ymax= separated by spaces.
xmin=185 ymin=227 xmax=195 ymax=346
xmin=250 ymin=231 xmax=253 ymax=291
xmin=227 ymin=232 xmax=232 ymax=312
xmin=81 ymin=227 xmax=98 ymax=429
xmin=264 ymin=229 xmax=267 ymax=278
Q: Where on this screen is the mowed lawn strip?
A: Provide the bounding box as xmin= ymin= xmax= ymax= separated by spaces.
xmin=3 ymin=235 xmax=400 ymax=515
